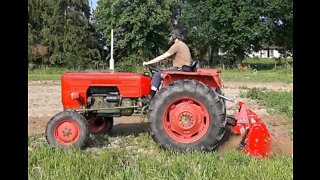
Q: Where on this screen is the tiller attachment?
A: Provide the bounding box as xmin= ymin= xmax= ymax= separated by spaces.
xmin=230 ymin=101 xmax=271 ymax=158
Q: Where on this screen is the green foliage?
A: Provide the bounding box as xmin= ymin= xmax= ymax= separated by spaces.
xmin=28 ymin=0 xmax=292 ymax=70
xmin=180 ymin=0 xmax=293 ymax=67
xmin=241 ymin=88 xmax=293 ymax=119
xmin=115 ymin=54 xmax=146 ymax=73
xmin=94 ymin=0 xmax=174 ymax=64
xmin=28 ymin=134 xmax=292 ymax=179
xmin=266 ymin=0 xmax=293 ymax=55
xmin=28 ymin=0 xmax=101 ymax=68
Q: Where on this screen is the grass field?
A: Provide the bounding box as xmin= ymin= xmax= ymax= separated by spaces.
xmin=241 ymin=88 xmax=293 ymax=119
xmin=220 ymin=68 xmax=292 ymax=83
xmin=28 ymin=68 xmax=293 ymax=84
xmin=28 ymin=68 xmax=108 ymax=81
xmin=28 ymin=133 xmax=292 ymax=180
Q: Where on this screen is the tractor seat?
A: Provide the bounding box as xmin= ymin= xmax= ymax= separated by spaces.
xmin=182 ymin=60 xmax=199 ymax=72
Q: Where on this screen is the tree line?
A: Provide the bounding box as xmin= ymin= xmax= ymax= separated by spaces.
xmin=28 ymin=0 xmax=292 ymax=70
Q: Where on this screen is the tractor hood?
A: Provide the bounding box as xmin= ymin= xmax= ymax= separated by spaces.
xmin=61 ymin=72 xmax=151 ymax=108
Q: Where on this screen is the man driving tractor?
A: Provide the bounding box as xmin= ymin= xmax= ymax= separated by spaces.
xmin=142 ymin=29 xmax=192 ymax=101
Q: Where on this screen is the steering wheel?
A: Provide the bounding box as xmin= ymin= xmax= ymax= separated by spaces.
xmin=144 ymin=64 xmax=160 ymax=76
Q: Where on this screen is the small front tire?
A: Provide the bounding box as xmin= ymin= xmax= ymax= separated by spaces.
xmin=45 ymin=110 xmax=89 ymax=148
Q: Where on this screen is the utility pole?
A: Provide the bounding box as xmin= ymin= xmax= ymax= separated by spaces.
xmin=110 ymin=29 xmax=114 ymax=72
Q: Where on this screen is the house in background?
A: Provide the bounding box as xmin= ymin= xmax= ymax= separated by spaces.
xmin=247 ymin=45 xmax=291 ymax=58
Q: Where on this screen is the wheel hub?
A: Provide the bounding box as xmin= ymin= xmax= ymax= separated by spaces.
xmin=164 ymin=98 xmax=210 ymax=143
xmin=63 ymin=128 xmax=72 ymax=137
xmin=179 ymin=112 xmax=194 ymax=129
xmin=54 ymin=120 xmax=80 ymax=145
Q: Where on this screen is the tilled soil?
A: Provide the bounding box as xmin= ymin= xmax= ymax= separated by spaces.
xmin=28 ymin=81 xmax=293 ymax=156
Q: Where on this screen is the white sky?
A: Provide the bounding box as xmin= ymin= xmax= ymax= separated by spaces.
xmin=90 ymin=0 xmax=98 ymax=10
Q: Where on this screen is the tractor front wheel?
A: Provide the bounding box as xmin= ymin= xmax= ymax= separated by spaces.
xmin=45 ymin=110 xmax=89 ymax=148
xmin=148 ymin=80 xmax=226 ymax=152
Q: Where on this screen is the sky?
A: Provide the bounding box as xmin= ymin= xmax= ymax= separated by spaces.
xmin=90 ymin=0 xmax=98 ymax=10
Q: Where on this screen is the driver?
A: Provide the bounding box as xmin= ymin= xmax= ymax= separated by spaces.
xmin=142 ymin=29 xmax=192 ymax=101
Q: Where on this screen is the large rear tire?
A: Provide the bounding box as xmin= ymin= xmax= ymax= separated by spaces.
xmin=46 ymin=110 xmax=89 ymax=148
xmin=148 ymin=80 xmax=226 ymax=152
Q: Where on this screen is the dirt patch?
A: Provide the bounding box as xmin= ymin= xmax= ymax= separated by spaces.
xmin=217 ymin=132 xmax=243 ymax=154
xmin=28 ymin=117 xmax=51 ymax=135
xmin=28 ymin=84 xmax=62 ymax=117
xmin=28 ymin=82 xmax=293 ymax=156
xmin=223 ymin=81 xmax=293 ymax=91
xmin=270 ymin=139 xmax=293 ymax=156
xmin=266 ymin=114 xmax=293 ymax=156
xmin=111 ymin=116 xmax=149 ymax=136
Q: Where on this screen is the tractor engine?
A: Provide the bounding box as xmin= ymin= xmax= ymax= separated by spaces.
xmin=87 ymin=87 xmax=135 ymax=117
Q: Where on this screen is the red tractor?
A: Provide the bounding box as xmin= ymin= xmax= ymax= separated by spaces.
xmin=45 ymin=61 xmax=271 ymax=158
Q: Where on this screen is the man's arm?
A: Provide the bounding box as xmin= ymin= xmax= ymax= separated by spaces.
xmin=143 ymin=52 xmax=172 ymax=66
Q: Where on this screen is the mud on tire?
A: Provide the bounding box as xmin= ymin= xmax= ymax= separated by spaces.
xmin=148 ymin=79 xmax=227 ymax=152
xmin=45 ymin=110 xmax=89 ymax=148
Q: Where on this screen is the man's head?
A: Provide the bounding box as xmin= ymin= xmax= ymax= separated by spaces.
xmin=169 ymin=29 xmax=183 ymax=45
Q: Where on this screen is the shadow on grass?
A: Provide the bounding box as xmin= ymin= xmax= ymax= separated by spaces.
xmin=110 ymin=122 xmax=149 ymax=136
xmin=244 ymin=63 xmax=276 ymax=71
xmin=85 ymin=122 xmax=150 ymax=148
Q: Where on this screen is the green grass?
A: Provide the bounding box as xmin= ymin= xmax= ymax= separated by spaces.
xmin=242 ymin=57 xmax=293 ymax=70
xmin=28 ymin=73 xmax=62 ymax=81
xmin=28 ymin=58 xmax=293 ymax=82
xmin=241 ymin=88 xmax=293 ymax=119
xmin=28 ymin=67 xmax=110 ymax=81
xmin=28 ymin=134 xmax=292 ymax=180
xmin=218 ymin=58 xmax=293 ymax=83
xmin=27 ymin=66 xmax=148 ymax=81
xmin=28 ymin=68 xmax=72 ymax=81
xmin=28 ymin=66 xmax=293 ymax=83
xmin=28 ymin=58 xmax=293 ymax=83
xmin=220 ymin=68 xmax=292 ymax=83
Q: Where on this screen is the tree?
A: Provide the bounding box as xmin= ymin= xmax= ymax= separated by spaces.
xmin=28 ymin=0 xmax=101 ymax=68
xmin=180 ymin=0 xmax=293 ymax=67
xmin=264 ymin=0 xmax=293 ymax=57
xmin=94 ymin=0 xmax=175 ymax=65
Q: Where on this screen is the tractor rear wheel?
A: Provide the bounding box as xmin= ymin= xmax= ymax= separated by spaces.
xmin=87 ymin=117 xmax=113 ymax=135
xmin=148 ymin=80 xmax=226 ymax=152
xmin=45 ymin=110 xmax=89 ymax=148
